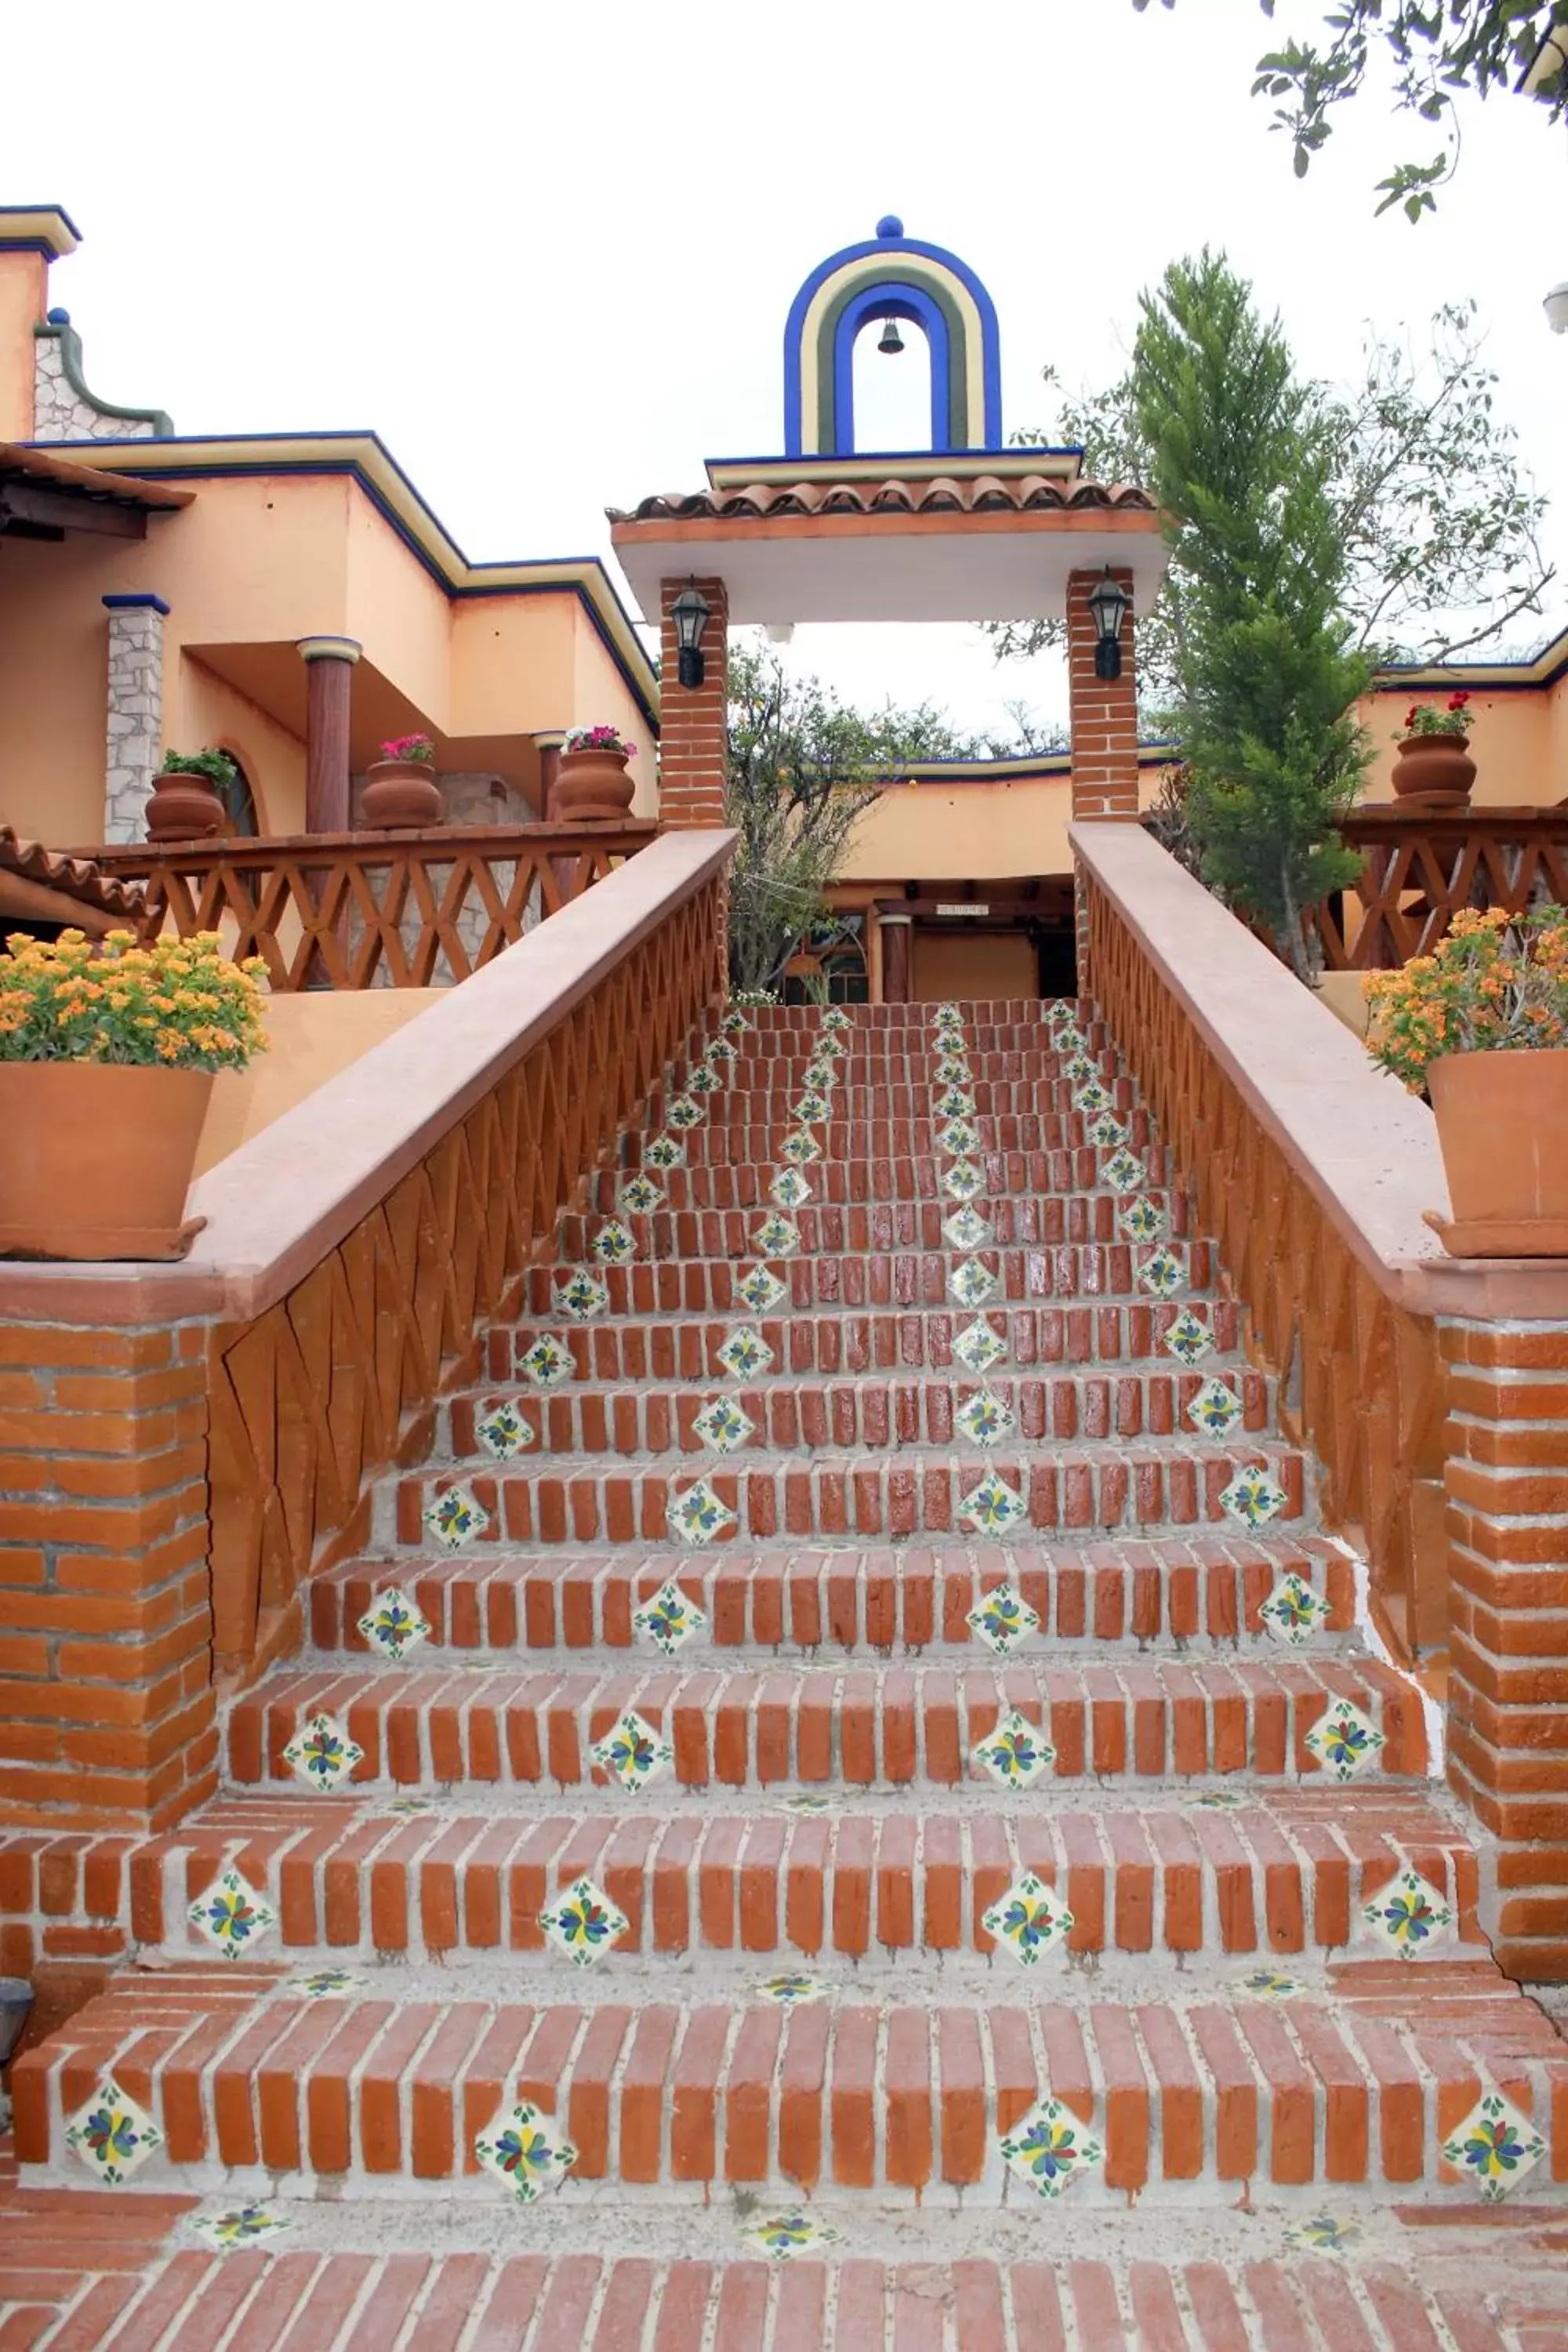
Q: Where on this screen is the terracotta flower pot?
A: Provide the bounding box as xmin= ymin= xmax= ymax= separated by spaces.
xmin=550 ymin=747 xmax=635 ymax=825
xmin=1390 ymin=732 xmax=1475 ymax=808
xmin=361 ymin=759 xmax=444 ymax=830
xmin=0 ymin=1063 xmax=213 ymax=1260
xmin=1425 ymin=1045 xmax=1568 ymax=1256
xmin=146 ymin=770 xmax=225 ymax=842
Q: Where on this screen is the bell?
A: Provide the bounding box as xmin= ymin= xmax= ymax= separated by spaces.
xmin=877 ymin=314 xmax=905 ymax=355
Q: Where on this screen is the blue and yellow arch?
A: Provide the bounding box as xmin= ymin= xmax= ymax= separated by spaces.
xmin=782 ymin=216 xmax=1004 ymax=459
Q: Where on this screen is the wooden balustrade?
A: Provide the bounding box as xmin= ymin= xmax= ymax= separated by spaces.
xmin=74 ymin=822 xmax=657 ymax=989
xmin=1316 ymin=804 xmax=1568 ymax=971
xmin=1075 ymin=820 xmax=1451 ymax=1661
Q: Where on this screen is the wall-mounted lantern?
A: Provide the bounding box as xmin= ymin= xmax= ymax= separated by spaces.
xmin=1087 ymin=568 xmax=1130 ymax=681
xmin=671 ymin=583 xmax=711 ymax=688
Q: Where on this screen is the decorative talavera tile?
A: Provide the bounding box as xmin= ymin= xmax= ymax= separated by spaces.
xmin=775 ymin=1791 xmax=840 ymax=1816
xmin=982 ymin=1871 xmax=1073 ymax=1965
xmin=1086 ymin=1112 xmax=1127 ymax=1150
xmin=770 ymin=1167 xmax=813 ymax=1210
xmin=999 ymin=2096 xmax=1104 ymax=2200
xmin=282 ymin=1710 xmax=364 ymax=1793
xmin=1064 ymin=1051 xmax=1097 ymax=1084
xmin=932 ymin=1001 xmax=964 ymax=1023
xmin=1361 ymin=1868 xmax=1454 ymax=1959
xmin=386 ymin=1795 xmax=434 ymax=1816
xmin=943 ymin=1206 xmax=993 ymax=1251
xmin=1047 ymin=1000 xmax=1075 ymax=1029
xmin=1259 ymin=1570 xmax=1331 ymax=1646
xmin=1220 ymin=1465 xmax=1288 ymax=1530
xmin=1305 ymin=1695 xmax=1385 ymax=1782
xmin=935 ymin=1054 xmax=971 ymax=1084
xmin=1162 ymin=1308 xmax=1214 ymax=1367
xmin=1101 ymin=1146 xmax=1146 ymax=1194
xmin=1192 ymin=1789 xmax=1247 ymax=1809
xmin=292 ymin=1967 xmax=361 ymax=1998
xmin=424 ymin=1481 xmax=490 ymax=1552
xmin=1137 ymin=1246 xmax=1186 ymax=1300
xmin=753 ymin=1971 xmax=832 ymax=2005
xmin=693 ymin=1394 xmax=756 ymax=1454
xmin=519 ymin=1333 xmax=576 ymax=1388
xmin=1187 ymin=1377 xmax=1243 ymax=1439
xmin=1441 ymin=2087 xmax=1546 ymax=2201
xmin=722 ymin=1007 xmax=750 ymax=1034
xmin=949 ymin=1256 xmax=1000 ymax=1308
xmin=539 ymin=1873 xmax=629 ymax=1966
xmin=1119 ymin=1194 xmax=1167 ymax=1243
xmin=666 ymin=1093 xmax=706 ymax=1130
xmin=717 ymin=1324 xmax=775 ymax=1380
xmin=475 ymin=1401 xmax=536 ymax=1461
xmin=644 ymin=1134 xmax=685 ymax=1169
xmin=955 ymin=1388 xmax=1016 ymax=1450
xmin=1073 ymin=1079 xmax=1113 ymax=1116
xmin=953 ymin=1317 xmax=1008 ymax=1375
xmin=617 ymin=1172 xmax=665 ymax=1217
xmin=474 ymin=2100 xmax=577 ymax=2203
xmin=590 ymin=1708 xmax=673 ymax=1794
xmin=686 ymin=1062 xmax=720 ymax=1096
xmin=735 ymin=1265 xmax=790 ymax=1316
xmin=802 ymin=1057 xmax=837 ymax=1091
xmin=1283 ymin=2214 xmax=1363 ymax=2256
xmin=187 ymin=1866 xmax=277 ymax=1961
xmin=942 ymin=1158 xmax=986 ymax=1203
xmin=358 ymin=1585 xmax=431 ymax=1661
xmin=191 ymin=2205 xmax=292 ymax=2250
xmin=972 ymin=1707 xmax=1054 ymax=1789
xmin=706 ymin=1034 xmax=737 ymax=1063
xmin=668 ymin=1477 xmax=737 ymax=1546
xmin=752 ymin=1212 xmax=800 ymax=1257
xmin=554 ymin=1269 xmax=611 ymax=1322
xmin=633 ymin=1577 xmax=707 ymax=1655
xmin=933 ymin=1085 xmax=976 ymax=1120
xmin=822 ymin=1007 xmax=851 ymax=1033
xmin=589 ymin=1218 xmax=638 ymax=1269
xmin=64 ymin=2078 xmax=165 ymax=2187
xmin=960 ymin=1469 xmax=1027 ymax=1537
xmin=793 ymin=1089 xmax=833 ymax=1123
xmin=1237 ymin=1969 xmax=1306 ymax=1998
xmin=967 ymin=1581 xmax=1039 ymax=1655
xmin=742 ymin=2213 xmax=845 ymax=2261
xmin=780 ymin=1127 xmax=822 ymax=1167
xmin=937 ymin=1117 xmax=982 ymax=1156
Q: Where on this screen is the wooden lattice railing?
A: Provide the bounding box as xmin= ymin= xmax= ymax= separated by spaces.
xmin=1316 ymin=804 xmax=1568 ymax=971
xmin=1076 ymin=821 xmax=1450 ymax=1661
xmin=77 ymin=822 xmax=657 ymax=989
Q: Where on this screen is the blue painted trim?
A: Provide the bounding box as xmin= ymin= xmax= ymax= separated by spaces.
xmin=784 ymin=232 xmax=1003 ymax=456
xmin=102 ymin=593 xmax=170 ymax=615
xmin=831 ymin=284 xmax=950 ymax=457
xmin=0 ymin=239 xmax=62 ymax=259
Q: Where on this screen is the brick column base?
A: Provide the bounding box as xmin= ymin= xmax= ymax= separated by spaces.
xmin=658 ymin=578 xmax=728 ymax=832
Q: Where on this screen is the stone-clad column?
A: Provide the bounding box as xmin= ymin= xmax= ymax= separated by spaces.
xmin=297 ymin=637 xmax=361 ymax=834
xmin=102 ymin=593 xmax=169 ymax=844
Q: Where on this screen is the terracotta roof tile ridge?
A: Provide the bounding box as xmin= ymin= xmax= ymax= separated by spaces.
xmin=0 ymin=826 xmax=147 ymax=916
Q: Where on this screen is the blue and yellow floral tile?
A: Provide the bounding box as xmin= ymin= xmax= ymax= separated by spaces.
xmin=282 ymin=1709 xmax=364 ymax=1793
xmin=752 ymin=1213 xmax=800 ymax=1258
xmin=1305 ymin=1695 xmax=1385 ymax=1782
xmin=1236 ymin=1969 xmax=1306 ymax=1999
xmin=955 ymin=1389 xmax=1016 ymax=1452
xmin=949 ymin=1257 xmax=1000 ymax=1310
xmin=519 ymin=1333 xmax=577 ymax=1389
xmin=943 ymin=1206 xmax=993 ymax=1252
xmin=972 ymin=1705 xmax=1054 ymax=1790
xmin=292 ymin=1967 xmax=361 ymax=1998
xmin=1086 ymin=1112 xmax=1128 ymax=1150
xmin=692 ymin=1395 xmax=756 ymax=1454
xmin=931 ymin=1003 xmax=964 ymax=1024
xmin=935 ymin=1054 xmax=971 ymax=1085
xmin=1191 ymin=1789 xmax=1247 ymax=1809
xmin=953 ymin=1317 xmax=1008 ymax=1376
xmin=644 ymin=1134 xmax=685 ymax=1170
xmin=801 ymin=1057 xmax=838 ymax=1090
xmin=1137 ymin=1246 xmax=1186 ymax=1301
xmin=1064 ymin=1051 xmax=1097 ymax=1084
xmin=1283 ymin=2214 xmax=1362 ymax=2256
xmin=64 ymin=2077 xmax=164 ymax=2187
xmin=668 ymin=1477 xmax=737 ymax=1547
xmin=742 ymin=2213 xmax=844 ymax=2261
xmin=590 ymin=1708 xmax=674 ymax=1795
xmin=960 ymin=1468 xmax=1027 ymax=1539
xmin=1187 ymin=1377 xmax=1242 ymax=1439
xmin=779 ymin=1128 xmax=822 ymax=1167
xmin=191 ymin=2205 xmax=292 ymax=2250
xmin=666 ymin=1094 xmax=706 ymax=1131
xmin=717 ymin=1325 xmax=775 ymax=1380
xmin=633 ymin=1576 xmax=707 ymax=1655
xmin=1101 ymin=1146 xmax=1146 ymax=1194
xmin=554 ymin=1268 xmax=612 ymax=1322
xmin=187 ymin=1866 xmax=276 ymax=1962
xmin=1259 ymin=1570 xmax=1330 ymax=1646
xmin=999 ymin=2096 xmax=1104 ymax=2200
xmin=775 ymin=1792 xmax=840 ymax=1816
xmin=937 ymin=1117 xmax=982 ymax=1156
xmin=474 ymin=2099 xmax=577 ymax=2203
xmin=1047 ymin=1001 xmax=1076 ymax=1029
xmin=735 ymin=1266 xmax=789 ymax=1316
xmin=1162 ymin=1308 xmax=1214 ymax=1367
xmin=617 ymin=1172 xmax=664 ymax=1216
xmin=1440 ymin=2087 xmax=1546 ymax=2201
xmin=706 ymin=1034 xmax=737 ymax=1064
xmin=722 ymin=1008 xmax=750 ymax=1035
xmin=424 ymin=1481 xmax=490 ymax=1552
xmin=966 ymin=1580 xmax=1038 ymax=1655
xmin=588 ymin=1218 xmax=638 ymax=1269
xmin=822 ymin=1007 xmax=851 ymax=1033
xmin=1361 ymin=1867 xmax=1454 ymax=1960
xmin=753 ymin=1971 xmax=832 ymax=2005
xmin=539 ymin=1873 xmax=628 ymax=1967
xmin=942 ymin=1159 xmax=986 ymax=1204
xmin=770 ymin=1167 xmax=813 ymax=1210
xmin=982 ymin=1871 xmax=1073 ymax=1965
xmin=933 ymin=1085 xmax=976 ymax=1121
xmin=686 ymin=1063 xmax=721 ymax=1097
xmin=475 ymin=1400 xmax=537 ymax=1461
xmin=1073 ymin=1079 xmax=1113 ymax=1116
xmin=357 ymin=1585 xmax=431 ymax=1661
xmin=1119 ymin=1194 xmax=1167 ymax=1243
xmin=1220 ymin=1465 xmax=1287 ymax=1531
xmin=793 ymin=1090 xmax=833 ymax=1123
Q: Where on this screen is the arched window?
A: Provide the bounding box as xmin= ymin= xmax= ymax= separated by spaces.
xmin=215 ymin=751 xmax=260 ymax=837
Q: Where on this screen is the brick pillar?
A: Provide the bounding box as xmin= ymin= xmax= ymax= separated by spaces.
xmin=878 ymin=908 xmax=912 ymax=1004
xmin=101 ymin=593 xmax=169 ymax=844
xmin=1067 ymin=568 xmax=1139 ymax=822
xmin=658 ymin=578 xmax=728 ymax=831
xmin=297 ymin=635 xmax=361 ymax=833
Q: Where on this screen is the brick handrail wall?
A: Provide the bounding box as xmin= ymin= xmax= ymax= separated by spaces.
xmin=0 ymin=830 xmax=733 ymax=1832
xmin=74 ymin=822 xmax=659 ymax=989
xmin=1316 ymin=804 xmax=1568 ymax=971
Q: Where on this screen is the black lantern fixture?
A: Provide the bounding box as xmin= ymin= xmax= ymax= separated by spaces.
xmin=671 ymin=582 xmax=711 ymax=689
xmin=1087 ymin=568 xmax=1130 ymax=681
xmin=877 ymin=314 xmax=905 ymax=356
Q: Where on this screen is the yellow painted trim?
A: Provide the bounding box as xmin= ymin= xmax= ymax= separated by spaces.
xmin=797 ymin=254 xmax=986 ymax=456
xmin=0 ymin=206 xmax=79 ymax=257
xmin=706 ymin=450 xmax=1080 ymax=489
xmin=1371 ymin=622 xmax=1568 ymax=691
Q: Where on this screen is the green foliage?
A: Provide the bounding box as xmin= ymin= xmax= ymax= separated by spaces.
xmin=1364 ymin=904 xmax=1568 ymax=1089
xmin=0 ymin=928 xmax=269 ymax=1070
xmin=160 ymin=748 xmax=238 ymax=786
xmin=1132 ymin=0 xmax=1568 ymax=217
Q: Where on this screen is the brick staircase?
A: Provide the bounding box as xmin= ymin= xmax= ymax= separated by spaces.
xmin=9 ymin=998 xmax=1568 ymax=2348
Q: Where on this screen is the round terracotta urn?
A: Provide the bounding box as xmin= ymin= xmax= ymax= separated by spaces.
xmin=551 ymin=748 xmax=635 ymax=824
xmin=0 ymin=1063 xmax=213 ymax=1259
xmin=361 ymin=760 xmax=444 ymax=830
xmin=1426 ymin=1046 xmax=1568 ymax=1255
xmin=1390 ymin=733 xmax=1475 ymax=808
xmin=145 ymin=770 xmax=225 ymax=842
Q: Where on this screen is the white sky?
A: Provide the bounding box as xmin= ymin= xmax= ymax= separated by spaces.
xmin=9 ymin=0 xmax=1568 ymax=739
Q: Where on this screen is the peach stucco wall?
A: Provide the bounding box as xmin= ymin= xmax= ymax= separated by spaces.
xmin=1356 ymin=686 xmax=1558 ymax=806
xmin=844 ymin=779 xmax=1077 ymax=883
xmin=0 ymin=251 xmax=44 ymax=441
xmin=913 ymin=929 xmax=1037 ymax=1000
xmin=572 ymin=618 xmax=658 ymax=814
xmin=194 ymin=988 xmax=444 ymax=1176
xmin=173 ymin=658 xmax=307 ymax=837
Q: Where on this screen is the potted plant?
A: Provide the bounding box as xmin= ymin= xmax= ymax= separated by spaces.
xmin=1389 ymin=692 xmax=1475 ymax=808
xmin=146 ymin=748 xmax=234 ymax=842
xmin=0 ymin=927 xmax=267 ymax=1260
xmin=552 ymin=724 xmax=637 ymax=823
xmin=362 ymin=734 xmax=443 ymax=830
xmin=1364 ymin=904 xmax=1568 ymax=1254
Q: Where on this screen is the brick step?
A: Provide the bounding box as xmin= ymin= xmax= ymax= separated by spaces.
xmin=745 ymin=1000 xmax=1069 ymax=1029
xmin=670 ymin=1086 xmax=1152 ymax=1124
xmin=441 ymin=1366 xmax=1274 ymax=1463
xmin=681 ymin=1048 xmax=1127 ymax=1083
xmin=16 ymin=1958 xmax=1565 ymax=2201
xmin=491 ymin=1300 xmax=1248 ymax=1384
xmin=224 ymin=1650 xmax=1425 ymax=1792
xmin=626 ymin=1123 xmax=1178 ymax=1169
xmin=104 ymin=1784 xmax=1476 ymax=1967
xmin=311 ymin=1534 xmax=1347 ymax=1661
xmin=590 ymin=1160 xmax=1185 ymax=1216
xmin=522 ymin=1247 xmax=1212 ymax=1319
xmin=551 ymin=1208 xmax=1206 ymax=1272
